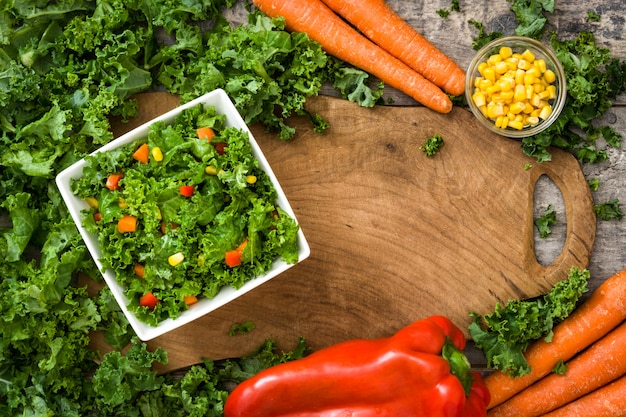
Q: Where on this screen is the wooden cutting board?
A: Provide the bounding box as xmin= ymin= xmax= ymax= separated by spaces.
xmin=97 ymin=92 xmax=595 ymax=372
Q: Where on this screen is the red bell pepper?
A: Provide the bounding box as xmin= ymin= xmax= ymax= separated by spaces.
xmin=224 ymin=315 xmax=490 ymax=417
xmin=179 ymin=185 xmax=195 ymax=197
xmin=105 ymin=172 xmax=123 ymax=191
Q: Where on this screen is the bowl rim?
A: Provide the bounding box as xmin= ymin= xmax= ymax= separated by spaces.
xmin=465 ymin=35 xmax=567 ymax=139
xmin=55 ymin=89 xmax=311 ymax=341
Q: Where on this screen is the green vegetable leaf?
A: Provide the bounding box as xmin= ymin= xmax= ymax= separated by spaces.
xmin=469 ymin=267 xmax=589 ymax=377
xmin=229 ymin=321 xmax=256 ymax=336
xmin=508 ymin=0 xmax=554 ymax=39
xmin=553 ymin=360 xmax=568 ymax=374
xmin=534 ymin=204 xmax=557 ymax=238
xmin=594 ymin=199 xmax=623 ymax=221
xmin=420 ymin=134 xmax=445 ymax=157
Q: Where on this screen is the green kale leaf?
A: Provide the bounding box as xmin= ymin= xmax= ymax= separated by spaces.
xmin=508 ymin=0 xmax=554 ymax=39
xmin=522 ymin=31 xmax=626 ymax=162
xmin=469 ymin=267 xmax=589 ymax=377
xmin=534 ymin=204 xmax=557 ymax=238
xmin=594 ymin=199 xmax=623 ymax=221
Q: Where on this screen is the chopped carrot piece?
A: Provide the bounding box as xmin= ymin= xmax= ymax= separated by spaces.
xmin=93 ymin=212 xmax=102 ymax=222
xmin=184 ymin=295 xmax=199 ymax=306
xmin=132 ymin=143 xmax=149 ymax=164
xmin=117 ymin=215 xmax=137 ymax=233
xmin=196 ymin=127 xmax=215 ymax=140
xmin=134 ymin=263 xmax=145 ymax=279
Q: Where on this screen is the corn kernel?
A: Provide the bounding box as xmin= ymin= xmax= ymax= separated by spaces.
xmin=482 ymin=66 xmax=496 ymax=83
xmin=487 ymin=54 xmax=502 ymax=66
xmin=205 ymin=165 xmax=218 ymax=175
xmin=543 ymin=69 xmax=556 ymax=83
xmin=533 ymin=83 xmax=545 ymax=93
xmin=499 ymin=90 xmax=514 ymax=101
xmin=246 ymin=175 xmax=257 ymax=184
xmin=487 ymin=103 xmax=505 ymax=119
xmin=521 ymin=49 xmax=536 ymax=62
xmin=118 ymin=198 xmax=128 ymax=209
xmin=85 ymin=197 xmax=98 ymax=208
xmin=478 ymin=62 xmax=488 ymax=74
xmin=497 ymin=77 xmax=514 ymax=91
xmin=487 ymin=85 xmax=503 ymax=95
xmin=499 ymin=46 xmax=513 ymax=59
xmin=472 ymin=91 xmax=486 ymax=107
xmin=525 ymin=116 xmax=540 ymax=125
xmin=509 ymin=101 xmax=526 ymax=114
xmin=506 ymin=59 xmax=518 ymax=71
xmin=539 ymin=105 xmax=552 ymax=120
xmin=523 ymin=73 xmax=536 ymax=85
xmin=151 ymin=147 xmax=163 ymax=162
xmin=168 ymin=252 xmax=185 ymax=266
xmin=546 ymin=85 xmax=557 ymax=99
xmin=517 ymin=59 xmax=532 ymax=70
xmin=525 ymin=85 xmax=534 ymax=100
xmin=508 ymin=120 xmax=525 ymax=130
xmin=534 ymin=59 xmax=547 ymax=73
xmin=494 ymin=61 xmax=509 ymax=74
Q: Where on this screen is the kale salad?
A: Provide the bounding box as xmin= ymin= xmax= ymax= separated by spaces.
xmin=71 ymin=103 xmax=300 ymax=326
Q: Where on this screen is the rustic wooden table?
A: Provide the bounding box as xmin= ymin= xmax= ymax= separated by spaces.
xmin=221 ymin=0 xmax=626 ymax=367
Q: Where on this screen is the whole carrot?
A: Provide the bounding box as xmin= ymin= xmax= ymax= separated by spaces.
xmin=320 ymin=0 xmax=466 ymax=96
xmin=252 ymin=0 xmax=453 ymax=113
xmin=485 ymin=268 xmax=626 ymax=409
xmin=488 ymin=321 xmax=626 ymax=417
xmin=539 ymin=374 xmax=626 ymax=417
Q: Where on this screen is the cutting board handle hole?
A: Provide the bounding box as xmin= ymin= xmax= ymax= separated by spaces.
xmin=533 ymin=175 xmax=566 ymax=266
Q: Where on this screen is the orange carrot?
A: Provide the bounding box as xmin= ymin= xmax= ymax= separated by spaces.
xmin=197 ymin=127 xmax=215 ymax=140
xmin=539 ymin=374 xmax=626 ymax=417
xmin=132 ymin=143 xmax=149 ymax=164
xmin=134 ymin=263 xmax=145 ymax=279
xmin=320 ymin=0 xmax=465 ymax=96
xmin=117 ymin=215 xmax=138 ymax=233
xmin=488 ymin=321 xmax=626 ymax=417
xmin=184 ymin=295 xmax=199 ymax=306
xmin=485 ymin=269 xmax=626 ymax=409
xmin=252 ymin=0 xmax=452 ymax=113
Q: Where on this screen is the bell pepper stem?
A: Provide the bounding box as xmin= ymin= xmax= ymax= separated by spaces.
xmin=442 ymin=338 xmax=474 ymax=396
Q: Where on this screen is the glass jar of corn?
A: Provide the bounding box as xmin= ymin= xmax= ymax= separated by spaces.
xmin=465 ymin=36 xmax=566 ymax=139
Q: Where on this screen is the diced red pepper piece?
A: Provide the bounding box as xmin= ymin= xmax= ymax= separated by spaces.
xmin=139 ymin=291 xmax=159 ymax=310
xmin=106 ymin=173 xmax=123 ymax=191
xmin=225 ymin=239 xmax=248 ymax=268
xmin=179 ymin=185 xmax=195 ymax=197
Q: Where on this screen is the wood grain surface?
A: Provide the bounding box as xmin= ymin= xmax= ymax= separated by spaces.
xmin=103 ymin=92 xmax=596 ymax=372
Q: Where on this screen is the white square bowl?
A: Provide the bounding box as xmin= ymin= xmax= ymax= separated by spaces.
xmin=56 ymin=89 xmax=310 ymax=341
